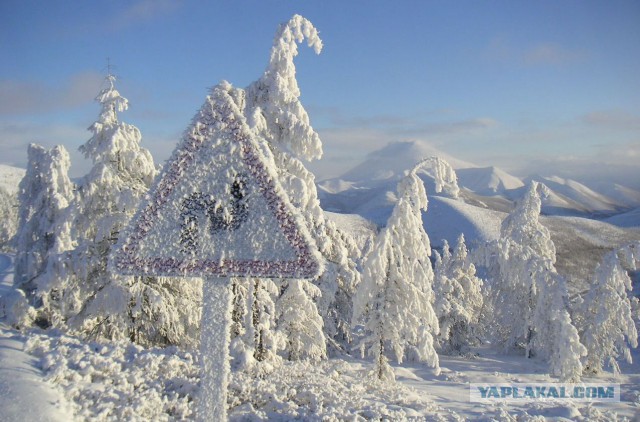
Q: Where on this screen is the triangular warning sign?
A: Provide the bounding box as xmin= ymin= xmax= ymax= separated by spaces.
xmin=111 ymin=82 xmax=322 ymax=279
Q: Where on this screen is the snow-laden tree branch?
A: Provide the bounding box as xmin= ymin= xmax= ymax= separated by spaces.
xmin=245 ymin=14 xmax=323 ymax=161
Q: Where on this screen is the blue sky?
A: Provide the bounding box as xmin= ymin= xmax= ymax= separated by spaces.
xmin=1 ymin=0 xmax=639 ymax=187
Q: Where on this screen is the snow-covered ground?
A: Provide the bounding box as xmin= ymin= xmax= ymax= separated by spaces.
xmin=2 ymin=320 xmax=639 ymax=420
xmin=2 ymin=215 xmax=640 ymax=422
xmin=0 ymin=255 xmax=75 ymax=421
xmin=2 ymin=140 xmax=640 ymax=420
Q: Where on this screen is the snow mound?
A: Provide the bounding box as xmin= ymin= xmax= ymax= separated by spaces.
xmin=457 ymin=166 xmax=524 ymax=195
xmin=0 ymin=165 xmax=25 ymax=194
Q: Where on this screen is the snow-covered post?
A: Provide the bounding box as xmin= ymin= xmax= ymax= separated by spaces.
xmin=199 ymin=278 xmax=232 ymax=421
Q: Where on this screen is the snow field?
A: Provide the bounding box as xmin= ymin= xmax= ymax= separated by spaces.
xmin=8 ymin=322 xmax=639 ymax=421
xmin=17 ymin=326 xmax=459 ymax=421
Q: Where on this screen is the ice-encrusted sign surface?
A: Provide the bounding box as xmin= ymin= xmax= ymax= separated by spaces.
xmin=111 ymin=82 xmax=321 ymax=279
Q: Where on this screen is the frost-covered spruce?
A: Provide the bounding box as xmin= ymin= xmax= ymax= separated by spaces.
xmin=481 ymin=182 xmax=585 ymax=380
xmin=277 ymin=279 xmax=326 ymax=362
xmin=241 ymin=15 xmax=361 ymax=355
xmin=353 ymin=162 xmax=440 ymax=379
xmin=433 ymin=234 xmax=483 ymax=354
xmin=63 ymin=73 xmax=200 ymax=346
xmin=7 ymin=144 xmax=75 ymax=328
xmin=233 ymin=278 xmax=282 ymax=366
xmin=580 ymin=250 xmax=638 ymax=375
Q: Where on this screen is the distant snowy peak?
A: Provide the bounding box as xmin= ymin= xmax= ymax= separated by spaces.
xmin=526 ymin=175 xmax=624 ymax=215
xmin=586 ymin=182 xmax=640 ymax=209
xmin=337 ymin=140 xmax=475 ymax=184
xmin=456 ymin=166 xmax=524 ymax=195
xmin=0 ymin=164 xmax=25 ymax=194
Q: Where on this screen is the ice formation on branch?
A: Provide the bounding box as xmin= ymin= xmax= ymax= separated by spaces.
xmin=479 ymin=181 xmax=585 ymax=381
xmin=246 ymin=14 xmax=323 ymax=161
xmin=580 ymin=249 xmax=638 ymax=375
xmin=353 ymin=163 xmax=440 ymax=380
xmin=412 ymin=156 xmax=460 ymax=199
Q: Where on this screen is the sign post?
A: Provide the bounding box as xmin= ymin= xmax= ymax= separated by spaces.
xmin=198 ymin=278 xmax=232 ymax=421
xmin=111 ymin=83 xmax=321 ymax=421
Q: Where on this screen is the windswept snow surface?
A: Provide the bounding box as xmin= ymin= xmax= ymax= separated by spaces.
xmin=0 ymin=254 xmax=75 ymax=422
xmin=0 ymin=330 xmax=76 ymax=422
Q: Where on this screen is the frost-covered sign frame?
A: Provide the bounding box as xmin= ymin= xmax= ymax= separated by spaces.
xmin=111 ymin=83 xmax=321 ymax=280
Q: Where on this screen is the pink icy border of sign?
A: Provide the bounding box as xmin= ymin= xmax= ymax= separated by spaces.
xmin=113 ymin=111 xmax=320 ymax=279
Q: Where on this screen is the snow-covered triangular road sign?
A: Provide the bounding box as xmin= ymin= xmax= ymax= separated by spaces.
xmin=111 ymin=82 xmax=322 ymax=279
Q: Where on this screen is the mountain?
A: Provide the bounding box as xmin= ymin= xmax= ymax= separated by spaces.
xmin=585 ymin=182 xmax=640 ymax=209
xmin=525 ymin=175 xmax=626 ymax=216
xmin=318 ymin=140 xmax=640 ymax=260
xmin=333 ymin=140 xmax=474 ymax=187
xmin=604 ymin=207 xmax=640 ymax=228
xmin=0 ymin=165 xmax=25 ymax=194
xmin=456 ymin=166 xmax=524 ymax=195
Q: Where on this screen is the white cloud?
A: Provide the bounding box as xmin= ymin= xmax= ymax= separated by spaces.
xmin=582 ymin=110 xmax=640 ymax=131
xmin=523 ymin=43 xmax=585 ymax=65
xmin=0 ymin=71 xmax=103 ymax=115
xmin=485 ymin=37 xmax=586 ymax=66
xmin=108 ymin=0 xmax=181 ymax=30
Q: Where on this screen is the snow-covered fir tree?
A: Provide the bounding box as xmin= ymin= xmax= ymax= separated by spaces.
xmin=433 ymin=234 xmax=483 ymax=354
xmin=8 ymin=143 xmax=75 ymax=328
xmin=62 ymin=73 xmax=200 ymax=347
xmin=231 ymin=277 xmax=283 ymax=368
xmin=14 ymin=144 xmax=73 ymax=293
xmin=353 ymin=160 xmax=440 ymax=380
xmin=479 ymin=181 xmax=585 ymax=381
xmin=240 ymin=15 xmax=361 ymax=355
xmin=277 ymin=279 xmax=326 ymax=362
xmin=580 ymin=250 xmax=638 ymax=375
